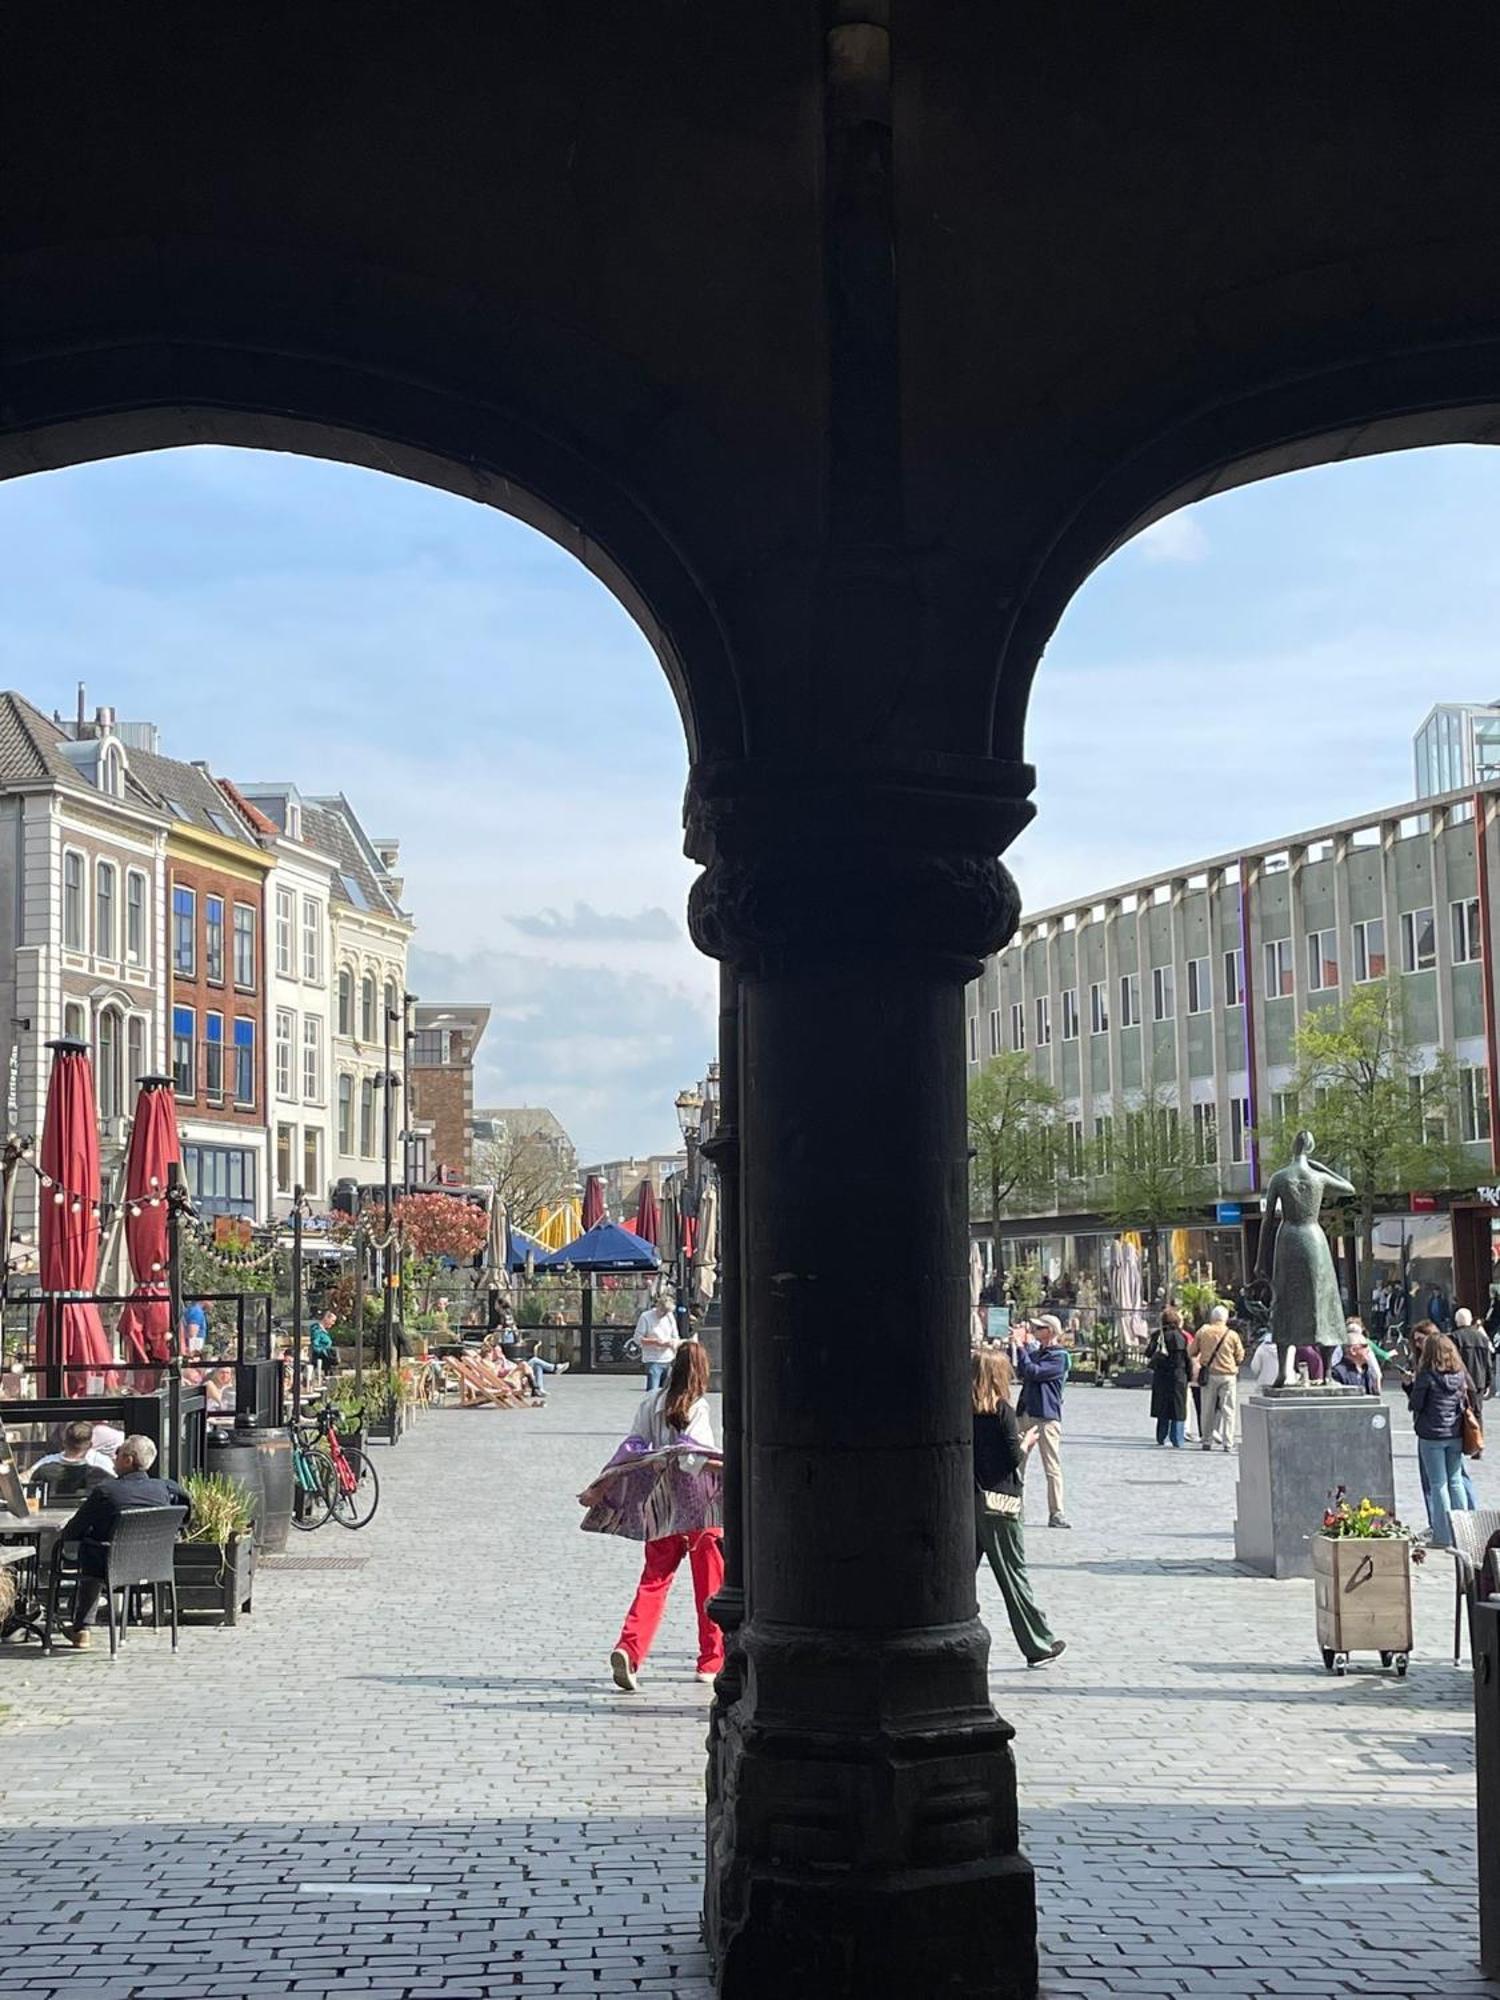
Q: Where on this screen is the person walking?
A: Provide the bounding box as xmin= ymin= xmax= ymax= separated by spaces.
xmin=1014 ymin=1314 xmax=1070 ymax=1528
xmin=634 ymin=1292 xmax=681 ymax=1390
xmin=1453 ymin=1307 xmax=1494 ymax=1401
xmin=972 ymin=1347 xmax=1065 ymax=1667
xmin=1406 ymin=1329 xmax=1476 ymax=1548
xmin=1193 ymin=1305 xmax=1245 ymax=1452
xmin=602 ymin=1341 xmax=724 ymax=1689
xmin=1146 ymin=1306 xmax=1191 ymax=1448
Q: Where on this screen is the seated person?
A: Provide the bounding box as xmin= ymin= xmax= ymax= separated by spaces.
xmin=29 ymin=1419 xmax=116 ymax=1481
xmin=1329 ymin=1326 xmax=1382 ymax=1394
xmin=202 ymin=1367 xmax=236 ymax=1413
xmin=307 ymin=1311 xmax=339 ymax=1377
xmin=58 ymin=1434 xmax=191 ymax=1649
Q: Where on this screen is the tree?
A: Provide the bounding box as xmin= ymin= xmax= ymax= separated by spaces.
xmin=1091 ymin=1069 xmax=1217 ymax=1303
xmin=352 ymin=1192 xmax=490 ymax=1312
xmin=1258 ymin=978 xmax=1478 ymax=1317
xmin=967 ymin=1052 xmax=1062 ymax=1265
xmin=473 ymin=1127 xmax=573 ymax=1231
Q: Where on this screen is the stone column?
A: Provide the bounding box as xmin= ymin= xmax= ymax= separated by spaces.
xmin=690 ymin=759 xmax=1038 ymax=2000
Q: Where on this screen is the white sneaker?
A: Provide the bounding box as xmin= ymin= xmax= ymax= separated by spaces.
xmin=610 ymin=1647 xmax=638 ymax=1692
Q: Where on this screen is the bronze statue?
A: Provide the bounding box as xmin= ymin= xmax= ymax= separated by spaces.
xmin=1255 ymin=1129 xmax=1354 ymax=1376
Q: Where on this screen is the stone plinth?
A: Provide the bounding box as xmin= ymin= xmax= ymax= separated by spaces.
xmin=1234 ymin=1389 xmax=1396 ymax=1579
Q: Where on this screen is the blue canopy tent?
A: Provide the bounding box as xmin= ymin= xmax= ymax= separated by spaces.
xmin=546 ymin=1220 xmax=660 ymax=1370
xmin=507 ymin=1227 xmax=556 ymax=1272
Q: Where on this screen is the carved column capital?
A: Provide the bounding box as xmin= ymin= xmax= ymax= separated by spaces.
xmin=685 ymin=754 xmax=1032 ymax=975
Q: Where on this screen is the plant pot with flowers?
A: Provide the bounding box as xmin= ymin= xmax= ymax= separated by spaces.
xmin=174 ymin=1472 xmax=256 ymax=1626
xmin=1314 ymin=1487 xmax=1423 ymax=1677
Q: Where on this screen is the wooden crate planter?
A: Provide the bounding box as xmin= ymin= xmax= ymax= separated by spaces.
xmin=174 ymin=1534 xmax=255 ymax=1627
xmin=1313 ymin=1532 xmax=1413 ymax=1676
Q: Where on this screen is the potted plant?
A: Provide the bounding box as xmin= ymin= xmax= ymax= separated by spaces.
xmin=1314 ymin=1487 xmax=1423 ymax=1676
xmin=175 ymin=1471 xmax=256 ymax=1626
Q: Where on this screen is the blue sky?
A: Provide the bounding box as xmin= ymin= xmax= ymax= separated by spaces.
xmin=0 ymin=442 xmax=1496 ymax=1156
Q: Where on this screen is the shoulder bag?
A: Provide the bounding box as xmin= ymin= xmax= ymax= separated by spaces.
xmin=1462 ymin=1388 xmax=1485 ymax=1461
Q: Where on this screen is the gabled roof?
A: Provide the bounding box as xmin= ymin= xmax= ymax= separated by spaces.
xmin=0 ymin=690 xmax=156 ymax=809
xmin=125 ymin=742 xmax=261 ymax=844
xmin=301 ymin=794 xmax=407 ymax=921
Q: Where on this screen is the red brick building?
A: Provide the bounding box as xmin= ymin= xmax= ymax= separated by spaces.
xmin=406 ymin=1002 xmax=489 ymax=1185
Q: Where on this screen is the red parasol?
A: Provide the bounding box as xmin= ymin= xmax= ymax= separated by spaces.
xmin=116 ymin=1075 xmax=180 ymax=1367
xmin=582 ymin=1174 xmax=606 ymax=1231
xmin=633 ymin=1177 xmax=660 ymax=1248
xmin=34 ymin=1038 xmax=111 ymax=1395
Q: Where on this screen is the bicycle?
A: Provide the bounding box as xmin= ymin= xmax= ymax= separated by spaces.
xmin=289 ymin=1403 xmax=380 ymax=1531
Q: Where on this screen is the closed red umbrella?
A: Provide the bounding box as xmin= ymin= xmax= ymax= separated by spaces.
xmin=633 ymin=1177 xmax=660 ymax=1248
xmin=116 ymin=1075 xmax=179 ymax=1367
xmin=582 ymin=1175 xmax=605 ymax=1231
xmin=35 ymin=1037 xmax=110 ymax=1395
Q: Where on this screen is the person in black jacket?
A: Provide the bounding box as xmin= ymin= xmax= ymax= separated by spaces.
xmin=1146 ymin=1306 xmax=1192 ymax=1447
xmin=972 ymin=1348 xmax=1065 ymax=1667
xmin=1405 ymin=1332 xmax=1475 ymax=1549
xmin=59 ymin=1434 xmax=190 ymax=1649
xmin=1453 ymin=1309 xmax=1494 ymax=1401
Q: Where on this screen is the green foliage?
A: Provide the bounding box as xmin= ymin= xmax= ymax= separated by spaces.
xmin=182 ymin=1470 xmax=255 ymax=1547
xmin=182 ymin=1232 xmax=275 ymax=1303
xmin=1091 ymin=1071 xmax=1218 ymax=1236
xmin=331 ymin=1362 xmax=398 ymax=1419
xmin=1175 ymin=1276 xmax=1226 ymax=1327
xmin=967 ymin=1053 xmax=1062 ymax=1231
xmin=1006 ymin=1258 xmax=1046 ymax=1319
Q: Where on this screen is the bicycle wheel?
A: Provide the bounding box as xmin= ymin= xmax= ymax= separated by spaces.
xmin=327 ymin=1447 xmax=380 ymax=1529
xmin=291 ymin=1455 xmax=333 ymax=1531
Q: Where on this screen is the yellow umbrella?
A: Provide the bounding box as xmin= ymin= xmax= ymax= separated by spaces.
xmin=534 ymin=1199 xmax=582 ymax=1251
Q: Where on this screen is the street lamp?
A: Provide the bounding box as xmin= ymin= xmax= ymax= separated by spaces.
xmin=674 ymin=1086 xmax=704 ymax=1324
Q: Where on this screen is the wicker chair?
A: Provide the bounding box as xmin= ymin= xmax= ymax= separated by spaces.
xmin=47 ymin=1505 xmax=187 ymax=1658
xmin=1444 ymin=1507 xmax=1500 ymax=1663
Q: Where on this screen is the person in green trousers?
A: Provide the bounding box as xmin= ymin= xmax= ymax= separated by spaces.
xmin=973 ymin=1347 xmax=1066 ymax=1668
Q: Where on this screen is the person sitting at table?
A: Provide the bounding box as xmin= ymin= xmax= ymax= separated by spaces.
xmin=29 ymin=1420 xmax=114 ymax=1480
xmin=58 ymin=1434 xmax=191 ymax=1650
xmin=202 ymin=1367 xmax=236 ymax=1413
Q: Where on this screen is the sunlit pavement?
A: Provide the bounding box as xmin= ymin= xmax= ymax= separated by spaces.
xmin=0 ymin=1377 xmax=1495 ymax=1997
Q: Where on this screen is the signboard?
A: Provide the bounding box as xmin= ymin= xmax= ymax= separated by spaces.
xmin=1477 ymin=1186 xmax=1500 ymax=1207
xmin=1409 ymin=1193 xmax=1438 ymax=1214
xmin=986 ymin=1306 xmax=1011 ymax=1339
xmin=1215 ymin=1203 xmax=1243 ymax=1224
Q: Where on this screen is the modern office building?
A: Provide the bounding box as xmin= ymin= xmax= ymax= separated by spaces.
xmin=1414 ymin=700 xmax=1500 ymax=800
xmin=965 ymin=779 xmax=1500 ymax=1306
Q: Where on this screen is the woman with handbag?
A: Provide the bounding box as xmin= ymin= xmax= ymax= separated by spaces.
xmin=973 ymin=1347 xmax=1066 ymax=1667
xmin=1146 ymin=1306 xmax=1192 ymax=1447
xmin=1405 ymin=1330 xmax=1478 ymax=1547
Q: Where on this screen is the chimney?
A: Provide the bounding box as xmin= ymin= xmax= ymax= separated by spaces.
xmin=76 ymin=682 xmax=86 ymax=734
xmin=94 ymin=705 xmax=116 ymax=736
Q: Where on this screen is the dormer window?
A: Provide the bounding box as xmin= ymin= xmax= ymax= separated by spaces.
xmin=99 ymin=744 xmax=124 ymax=797
xmin=287 ymin=801 xmax=302 ymax=841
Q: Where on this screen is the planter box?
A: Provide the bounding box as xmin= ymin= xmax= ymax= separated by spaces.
xmin=364 ymin=1404 xmax=401 ymax=1445
xmin=174 ymin=1534 xmax=255 ymax=1626
xmin=1109 ymin=1368 xmax=1152 ymax=1390
xmin=1313 ymin=1532 xmax=1413 ymax=1673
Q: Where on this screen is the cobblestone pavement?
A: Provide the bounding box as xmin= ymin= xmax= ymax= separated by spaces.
xmin=0 ymin=1377 xmax=1496 ymax=1998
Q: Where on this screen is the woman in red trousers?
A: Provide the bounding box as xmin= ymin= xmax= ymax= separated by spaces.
xmin=606 ymin=1340 xmax=724 ymax=1690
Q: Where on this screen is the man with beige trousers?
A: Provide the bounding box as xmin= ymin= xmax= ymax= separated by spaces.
xmin=1193 ymin=1305 xmax=1245 ymax=1451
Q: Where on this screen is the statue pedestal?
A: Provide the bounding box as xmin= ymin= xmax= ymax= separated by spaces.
xmin=1234 ymin=1389 xmax=1396 ymax=1579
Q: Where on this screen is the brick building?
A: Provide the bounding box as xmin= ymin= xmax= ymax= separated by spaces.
xmin=407 ymin=1003 xmax=489 ymax=1184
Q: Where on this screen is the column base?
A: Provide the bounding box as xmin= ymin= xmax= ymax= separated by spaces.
xmin=705 ymin=1619 xmax=1037 ymax=2000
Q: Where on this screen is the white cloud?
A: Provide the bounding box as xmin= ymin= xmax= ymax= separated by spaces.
xmin=1132 ymin=511 xmax=1209 ymax=564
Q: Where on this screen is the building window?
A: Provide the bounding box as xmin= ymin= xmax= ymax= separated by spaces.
xmin=383 ymin=978 xmax=399 ymax=1024
xmin=127 ymin=1014 xmax=145 ymax=1092
xmin=1408 ymin=1073 xmax=1448 ymax=1147
xmin=1151 ymin=965 xmax=1175 ymax=1022
xmin=172 ymin=884 xmax=196 ymax=976
xmin=99 ymin=743 xmax=124 ymax=797
xmin=180 ymin=1142 xmax=256 ymax=1218
xmin=1090 ymin=981 xmax=1110 ymax=1035
xmin=1306 ymin=929 xmax=1339 ymax=992
xmin=233 ymin=1018 xmax=255 ymax=1107
xmin=1229 ymin=1096 xmax=1252 ymax=1164
xmin=1064 ymin=1118 xmax=1086 ymax=1179
xmin=1092 ymin=1113 xmax=1114 ymax=1170
xmin=303 ymin=1015 xmax=322 ymax=1101
xmin=967 ymin=1014 xmax=979 ymax=1063
xmin=1185 ymin=958 xmax=1210 ymax=1015
xmin=1452 ymin=897 xmax=1483 ymax=966
xmin=1010 ymin=1001 xmax=1025 ymax=1052
xmin=337 ymin=968 xmax=353 ymax=1038
xmin=1034 ymin=995 xmax=1052 ymax=1047
xmin=94 ymin=861 xmax=116 ymax=960
xmin=1263 ymin=939 xmax=1294 ymax=999
xmin=987 ymin=1008 xmax=1001 ymax=1057
xmin=1118 ymin=972 xmax=1141 ymax=1028
xmin=1401 ymin=906 xmax=1436 ymax=973
xmin=233 ymin=903 xmax=256 ymax=988
xmin=1352 ymin=918 xmax=1386 ymax=983
xmin=275 ymin=887 xmax=295 ymax=977
xmin=63 ymin=851 xmax=85 ymax=951
xmin=361 ymin=974 xmax=376 ymax=1042
xmin=1270 ymin=1089 xmax=1298 ymax=1129
xmin=126 ymin=870 xmax=146 ymax=966
xmin=302 ymin=897 xmax=323 ymax=982
xmin=1222 ymin=947 xmax=1245 ymax=1007
xmin=202 ymin=895 xmax=223 ymax=982
xmin=303 ymin=1127 xmax=322 ymax=1198
xmin=96 ymin=1007 xmax=123 ymax=1119
xmin=276 ymin=1122 xmax=294 ymax=1195
xmin=172 ymin=1006 xmax=195 ymax=1097
xmin=1191 ymin=1101 xmax=1218 ymax=1166
xmin=1060 ymin=988 xmax=1079 ymax=1040
xmin=63 ymin=1000 xmax=86 ymax=1041
xmin=359 ymin=1076 xmax=375 ymax=1155
xmin=275 ymin=1008 xmax=295 ymax=1100
xmin=204 ymin=1011 xmax=224 ymax=1102
xmin=337 ymin=1073 xmax=354 ymax=1154
xmin=410 ymin=1028 xmax=446 ymax=1065
xmin=1462 ymin=1066 xmax=1492 ymax=1144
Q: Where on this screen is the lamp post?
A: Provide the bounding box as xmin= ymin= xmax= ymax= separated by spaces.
xmin=674 ymin=1084 xmax=704 ymax=1328
xmin=381 ymin=1001 xmax=402 ymax=1373
xmin=401 ymin=990 xmax=418 ymax=1188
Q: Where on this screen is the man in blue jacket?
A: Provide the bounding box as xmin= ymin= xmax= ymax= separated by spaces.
xmin=58 ymin=1434 xmax=190 ymax=1649
xmin=1014 ymin=1315 xmax=1071 ymax=1529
